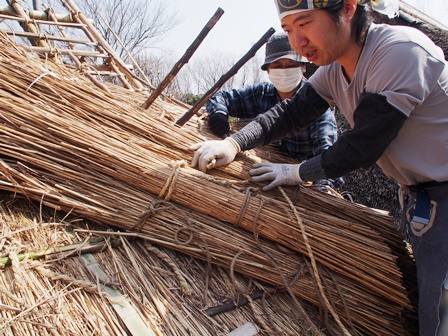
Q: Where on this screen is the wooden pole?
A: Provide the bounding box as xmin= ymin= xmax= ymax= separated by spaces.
xmin=32 ymin=0 xmax=41 ymax=32
xmin=175 ymin=27 xmax=276 ymax=126
xmin=97 ymin=11 xmax=152 ymax=86
xmin=3 ymin=30 xmax=96 ymax=45
xmin=32 ymin=0 xmax=41 ymax=11
xmin=44 ymin=6 xmax=112 ymax=93
xmin=63 ymin=0 xmax=142 ymax=90
xmin=20 ymin=45 xmax=107 ymax=57
xmin=0 ymin=12 xmax=88 ymax=26
xmin=141 ymin=7 xmax=225 ymax=110
xmin=7 ymin=0 xmax=50 ymax=49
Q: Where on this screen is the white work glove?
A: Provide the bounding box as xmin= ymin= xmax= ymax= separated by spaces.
xmin=249 ymin=162 xmax=303 ymax=191
xmin=190 ymin=137 xmax=241 ymax=172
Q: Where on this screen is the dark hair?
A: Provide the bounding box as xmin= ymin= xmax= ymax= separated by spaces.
xmin=325 ymin=2 xmax=372 ymax=46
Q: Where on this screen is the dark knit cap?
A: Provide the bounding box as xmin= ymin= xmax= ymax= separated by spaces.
xmin=261 ymin=32 xmax=308 ymax=70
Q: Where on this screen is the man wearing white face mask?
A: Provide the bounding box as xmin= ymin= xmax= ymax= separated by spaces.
xmin=206 ymin=32 xmax=343 ymax=191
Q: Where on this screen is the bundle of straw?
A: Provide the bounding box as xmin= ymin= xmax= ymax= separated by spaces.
xmin=2 ymin=200 xmax=335 ymax=336
xmin=0 ymin=31 xmax=416 ymax=335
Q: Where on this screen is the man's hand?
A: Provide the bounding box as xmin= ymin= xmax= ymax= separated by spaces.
xmin=249 ymin=162 xmax=303 ymax=191
xmin=208 ymin=112 xmax=230 ymax=138
xmin=190 ymin=138 xmax=240 ymax=172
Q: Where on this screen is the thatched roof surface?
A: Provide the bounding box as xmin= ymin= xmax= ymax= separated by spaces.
xmin=0 ymin=26 xmax=418 ymax=335
xmin=1 ymin=196 xmax=339 ymax=335
xmin=397 ymin=2 xmax=448 ymax=31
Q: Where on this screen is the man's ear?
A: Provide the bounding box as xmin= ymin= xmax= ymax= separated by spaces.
xmin=343 ymin=0 xmax=358 ymax=19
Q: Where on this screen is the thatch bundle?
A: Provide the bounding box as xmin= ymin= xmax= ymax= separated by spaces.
xmin=0 ymin=31 xmax=416 ymax=335
xmin=2 ymin=198 xmax=338 ymax=335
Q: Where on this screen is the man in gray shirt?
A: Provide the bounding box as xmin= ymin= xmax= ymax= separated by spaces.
xmin=190 ymin=0 xmax=448 ymax=334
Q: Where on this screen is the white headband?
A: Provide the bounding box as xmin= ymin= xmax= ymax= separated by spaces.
xmin=275 ymin=0 xmax=399 ymax=20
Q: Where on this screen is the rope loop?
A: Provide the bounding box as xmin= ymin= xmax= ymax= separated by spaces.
xmin=131 ymin=200 xmax=173 ymax=232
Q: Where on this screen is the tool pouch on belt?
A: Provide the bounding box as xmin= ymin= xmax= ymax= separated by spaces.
xmin=403 ymin=185 xmax=438 ymax=237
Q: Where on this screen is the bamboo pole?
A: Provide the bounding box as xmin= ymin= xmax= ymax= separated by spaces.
xmin=175 ymin=27 xmax=276 ymax=126
xmin=32 ymin=0 xmax=42 ymax=33
xmin=97 ymin=10 xmax=152 ymax=87
xmin=62 ymin=0 xmax=142 ymax=90
xmin=2 ymin=2 xmax=158 ymax=94
xmin=107 ymin=58 xmax=133 ymax=90
xmin=7 ymin=0 xmax=51 ymax=50
xmin=141 ymin=7 xmax=225 ymax=110
xmin=0 ymin=12 xmax=88 ymax=27
xmin=45 ymin=7 xmax=111 ymax=93
xmin=0 ymin=5 xmax=83 ymax=23
xmin=20 ymin=45 xmax=108 ymax=57
xmin=3 ymin=30 xmax=96 ymax=46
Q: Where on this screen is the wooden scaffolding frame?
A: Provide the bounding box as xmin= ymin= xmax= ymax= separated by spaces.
xmin=0 ymin=0 xmax=151 ymax=92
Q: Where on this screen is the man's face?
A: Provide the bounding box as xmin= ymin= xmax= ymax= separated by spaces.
xmin=280 ymin=9 xmax=352 ymax=67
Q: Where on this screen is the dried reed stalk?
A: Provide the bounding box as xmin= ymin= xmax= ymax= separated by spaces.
xmin=0 ymin=31 xmax=416 ymax=335
xmin=0 ymin=199 xmax=344 ymax=335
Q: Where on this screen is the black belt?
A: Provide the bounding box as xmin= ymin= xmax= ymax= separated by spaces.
xmin=411 ymin=180 xmax=448 ymax=189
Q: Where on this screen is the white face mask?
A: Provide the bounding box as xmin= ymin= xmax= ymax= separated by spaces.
xmin=268 ymin=68 xmax=303 ymax=93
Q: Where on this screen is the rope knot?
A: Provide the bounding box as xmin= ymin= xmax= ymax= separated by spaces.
xmin=159 ymin=160 xmax=187 ymax=201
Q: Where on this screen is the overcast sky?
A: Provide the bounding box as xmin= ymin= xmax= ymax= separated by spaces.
xmin=157 ymin=0 xmax=448 ymax=60
xmin=0 ymin=0 xmax=446 ymax=62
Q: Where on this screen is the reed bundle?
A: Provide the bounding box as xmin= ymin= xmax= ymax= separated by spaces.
xmin=2 ymin=201 xmax=329 ymax=335
xmin=0 ymin=31 xmax=415 ymax=335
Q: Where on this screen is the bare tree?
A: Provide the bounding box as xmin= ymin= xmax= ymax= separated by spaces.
xmin=234 ymin=53 xmax=267 ymax=88
xmin=145 ymin=50 xmax=265 ymax=103
xmin=133 ymin=51 xmax=191 ymax=101
xmin=39 ymin=0 xmax=264 ymax=101
xmin=81 ymin=0 xmax=178 ymax=59
xmin=53 ymin=0 xmax=180 ymax=61
xmin=179 ymin=51 xmax=264 ymax=93
xmin=183 ymin=51 xmax=235 ymax=93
